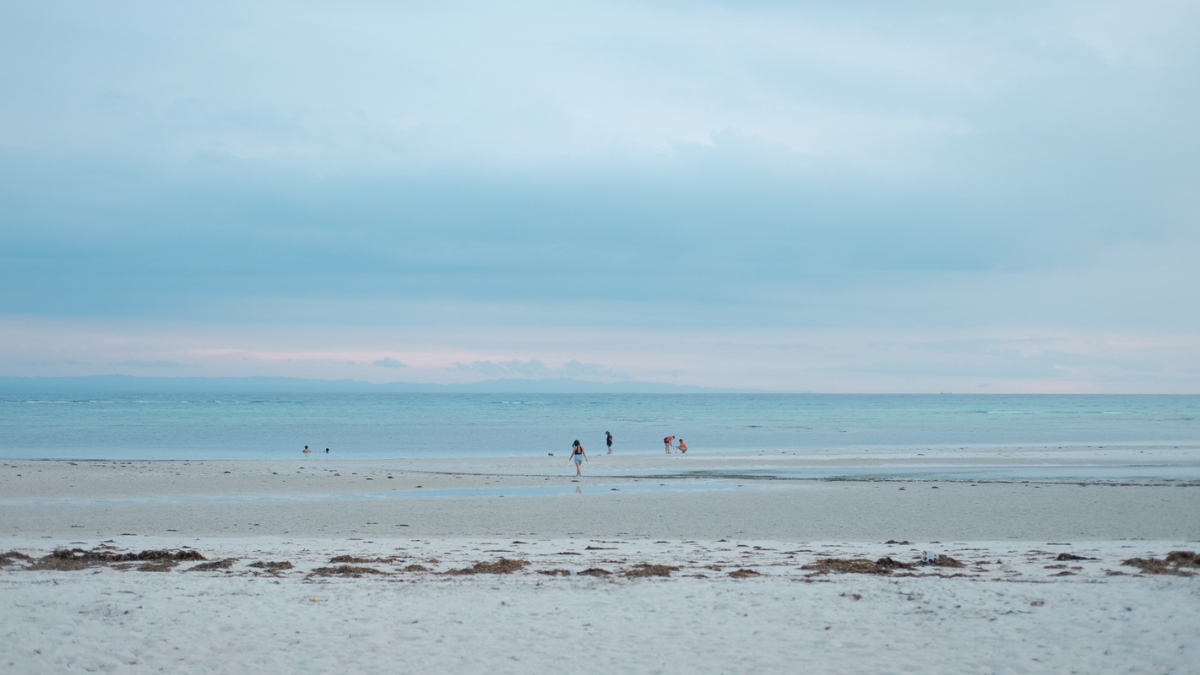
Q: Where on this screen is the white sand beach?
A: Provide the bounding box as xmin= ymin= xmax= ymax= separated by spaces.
xmin=3 ymin=455 xmax=1199 ymax=673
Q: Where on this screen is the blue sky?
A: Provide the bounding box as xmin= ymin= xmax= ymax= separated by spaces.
xmin=2 ymin=1 xmax=1198 ymax=392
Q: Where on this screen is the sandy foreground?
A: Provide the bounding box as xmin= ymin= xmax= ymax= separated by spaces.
xmin=2 ymin=454 xmax=1199 ymax=673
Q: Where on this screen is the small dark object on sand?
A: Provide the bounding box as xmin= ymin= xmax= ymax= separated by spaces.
xmin=402 ymin=564 xmax=429 ymax=572
xmin=1122 ymin=551 xmax=1200 ymax=576
xmin=0 ymin=551 xmax=34 ymax=566
xmin=329 ymin=555 xmax=389 ymax=564
xmin=729 ymin=569 xmax=761 ymax=578
xmin=624 ymin=564 xmax=680 ymax=578
xmin=885 ymin=540 xmax=911 ymax=545
xmin=1055 ymin=553 xmax=1097 ymax=561
xmin=802 ymin=557 xmax=916 ymax=575
xmin=918 ymin=555 xmax=965 ymax=568
xmin=32 ymin=548 xmax=205 ymax=571
xmin=578 ymin=568 xmax=612 ymax=577
xmin=249 ymin=561 xmax=293 ymax=570
xmin=448 ymin=558 xmax=529 ymax=575
xmin=538 ymin=569 xmax=571 ymax=576
xmin=311 ymin=565 xmax=386 ymax=577
xmin=187 ymin=558 xmax=238 ymax=572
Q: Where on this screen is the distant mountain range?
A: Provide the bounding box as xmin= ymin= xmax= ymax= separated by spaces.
xmin=0 ymin=375 xmax=765 ymax=394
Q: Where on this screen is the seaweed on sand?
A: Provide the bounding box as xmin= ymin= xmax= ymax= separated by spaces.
xmin=802 ymin=557 xmax=917 ymax=575
xmin=31 ymin=548 xmax=205 ymax=571
xmin=329 ymin=555 xmax=393 ymax=564
xmin=578 ymin=568 xmax=612 ymax=577
xmin=249 ymin=561 xmax=294 ymax=570
xmin=728 ymin=569 xmax=762 ymax=578
xmin=916 ymin=555 xmax=965 ymax=568
xmin=624 ymin=564 xmax=680 ymax=578
xmin=1122 ymin=551 xmax=1199 ymax=576
xmin=0 ymin=551 xmax=34 ymax=566
xmin=186 ymin=559 xmax=238 ymax=572
xmin=310 ymin=565 xmax=387 ymax=577
xmin=1055 ymin=553 xmax=1097 ymax=561
xmin=447 ymin=558 xmax=529 ymax=575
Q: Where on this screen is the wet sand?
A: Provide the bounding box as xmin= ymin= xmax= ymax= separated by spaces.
xmin=3 ymin=455 xmax=1198 ymax=673
xmin=2 ymin=457 xmax=1199 ymax=540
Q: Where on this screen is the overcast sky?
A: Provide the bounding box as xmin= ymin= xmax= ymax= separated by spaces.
xmin=2 ymin=0 xmax=1198 ymax=392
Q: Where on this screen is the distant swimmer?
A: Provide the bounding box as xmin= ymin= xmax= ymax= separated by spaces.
xmin=677 ymin=439 xmax=688 ymax=453
xmin=664 ymin=435 xmax=675 ymax=454
xmin=606 ymin=431 xmax=613 ymax=454
xmin=303 ymin=446 xmax=312 ymax=454
xmin=570 ymin=440 xmax=588 ymax=476
xmin=325 ymin=448 xmax=329 ymax=454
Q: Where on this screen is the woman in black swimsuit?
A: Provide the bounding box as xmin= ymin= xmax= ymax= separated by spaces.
xmin=570 ymin=440 xmax=587 ymax=476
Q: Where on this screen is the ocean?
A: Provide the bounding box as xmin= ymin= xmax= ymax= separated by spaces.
xmin=1 ymin=393 xmax=1197 ymax=462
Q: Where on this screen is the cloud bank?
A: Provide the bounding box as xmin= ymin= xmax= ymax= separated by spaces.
xmin=0 ymin=1 xmax=1197 ymax=391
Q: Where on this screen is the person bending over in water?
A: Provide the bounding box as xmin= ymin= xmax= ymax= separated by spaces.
xmin=663 ymin=435 xmax=675 ymax=454
xmin=570 ymin=440 xmax=588 ymax=476
xmin=676 ymin=439 xmax=688 ymax=453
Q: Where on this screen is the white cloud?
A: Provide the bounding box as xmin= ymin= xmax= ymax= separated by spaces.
xmin=372 ymin=357 xmax=406 ymax=368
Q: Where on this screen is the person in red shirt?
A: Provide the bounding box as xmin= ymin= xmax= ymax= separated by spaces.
xmin=677 ymin=439 xmax=688 ymax=453
xmin=664 ymin=436 xmax=675 ymax=454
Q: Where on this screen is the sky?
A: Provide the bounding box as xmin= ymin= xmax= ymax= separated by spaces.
xmin=1 ymin=0 xmax=1198 ymax=392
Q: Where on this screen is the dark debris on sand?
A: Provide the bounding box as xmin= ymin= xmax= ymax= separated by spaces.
xmin=447 ymin=558 xmax=529 ymax=575
xmin=310 ymin=565 xmax=387 ymax=577
xmin=578 ymin=568 xmax=612 ymax=577
xmin=538 ymin=569 xmax=571 ymax=576
xmin=803 ymin=557 xmax=917 ymax=575
xmin=186 ymin=558 xmax=238 ymax=572
xmin=1122 ymin=551 xmax=1200 ymax=576
xmin=402 ymin=564 xmax=429 ymax=572
xmin=624 ymin=564 xmax=680 ymax=578
xmin=31 ymin=548 xmax=205 ymax=571
xmin=728 ymin=569 xmax=762 ymax=578
xmin=330 ymin=555 xmax=393 ymax=564
xmin=249 ymin=561 xmax=294 ymax=570
xmin=919 ymin=555 xmax=966 ymax=568
xmin=0 ymin=551 xmax=34 ymax=566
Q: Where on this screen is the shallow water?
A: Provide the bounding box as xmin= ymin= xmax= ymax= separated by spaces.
xmin=1 ymin=393 xmax=1197 ymax=461
xmin=663 ymin=465 xmax=1200 ymax=484
xmin=0 ymin=480 xmax=747 ymax=507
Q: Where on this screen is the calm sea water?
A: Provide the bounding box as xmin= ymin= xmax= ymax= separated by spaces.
xmin=1 ymin=394 xmax=1197 ymax=461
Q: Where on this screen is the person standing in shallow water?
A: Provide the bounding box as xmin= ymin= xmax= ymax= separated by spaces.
xmin=570 ymin=440 xmax=587 ymax=476
xmin=303 ymin=445 xmax=312 ymax=454
xmin=664 ymin=435 xmax=675 ymax=453
xmin=605 ymin=431 xmax=613 ymax=454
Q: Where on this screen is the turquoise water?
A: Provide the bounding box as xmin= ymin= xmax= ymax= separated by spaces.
xmin=1 ymin=394 xmax=1197 ymax=461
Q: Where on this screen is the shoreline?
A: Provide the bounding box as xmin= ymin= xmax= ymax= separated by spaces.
xmin=4 ymin=458 xmax=1199 ymax=541
xmin=4 ymin=455 xmax=1198 ymax=672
